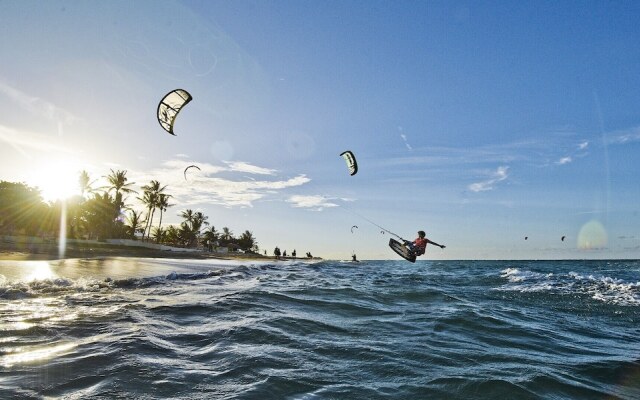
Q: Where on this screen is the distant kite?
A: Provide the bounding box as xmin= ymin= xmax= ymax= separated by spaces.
xmin=184 ymin=165 xmax=201 ymax=180
xmin=340 ymin=150 xmax=358 ymax=176
xmin=525 ymin=236 xmax=528 ymax=240
xmin=561 ymin=236 xmax=566 ymax=241
xmin=157 ymin=89 xmax=193 ymax=135
xmin=351 ymin=225 xmax=358 ymax=233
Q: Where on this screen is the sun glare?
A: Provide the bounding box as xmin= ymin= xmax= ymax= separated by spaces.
xmin=29 ymin=159 xmax=82 ymax=202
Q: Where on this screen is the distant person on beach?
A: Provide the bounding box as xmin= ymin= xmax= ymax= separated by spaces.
xmin=352 ymin=254 xmax=358 ymax=262
xmin=283 ymin=250 xmax=287 ymax=257
xmin=274 ymin=246 xmax=281 ymax=260
xmin=403 ymin=230 xmax=445 ymax=257
xmin=292 ymin=249 xmax=297 ymax=258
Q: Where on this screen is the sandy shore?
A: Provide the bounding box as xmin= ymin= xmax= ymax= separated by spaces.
xmin=0 ymin=241 xmax=274 ymax=262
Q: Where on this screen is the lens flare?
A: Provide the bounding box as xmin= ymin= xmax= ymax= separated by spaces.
xmin=577 ymin=220 xmax=608 ymax=250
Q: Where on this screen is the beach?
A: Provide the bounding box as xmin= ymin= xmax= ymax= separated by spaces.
xmin=0 ymin=240 xmax=273 ymax=262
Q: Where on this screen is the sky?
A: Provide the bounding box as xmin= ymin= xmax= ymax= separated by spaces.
xmin=1 ymin=0 xmax=639 ymax=260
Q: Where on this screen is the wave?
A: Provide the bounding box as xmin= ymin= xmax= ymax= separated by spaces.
xmin=498 ymin=267 xmax=640 ymax=306
xmin=0 ymin=269 xmax=234 ymax=300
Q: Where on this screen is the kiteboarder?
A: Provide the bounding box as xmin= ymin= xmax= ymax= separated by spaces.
xmin=403 ymin=230 xmax=445 ymax=257
xmin=352 ymin=254 xmax=358 ymax=262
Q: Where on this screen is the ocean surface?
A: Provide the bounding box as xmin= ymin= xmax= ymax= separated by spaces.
xmin=1 ymin=257 xmax=639 ymax=399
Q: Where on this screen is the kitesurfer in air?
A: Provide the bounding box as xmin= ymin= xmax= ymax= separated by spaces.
xmin=403 ymin=230 xmax=445 ymax=257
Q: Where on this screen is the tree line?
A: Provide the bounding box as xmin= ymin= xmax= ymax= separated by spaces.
xmin=0 ymin=169 xmax=258 ymax=252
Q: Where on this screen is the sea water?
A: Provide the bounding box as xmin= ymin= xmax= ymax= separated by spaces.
xmin=1 ymin=258 xmax=639 ymax=399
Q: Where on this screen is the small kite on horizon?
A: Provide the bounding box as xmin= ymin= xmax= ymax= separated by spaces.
xmin=561 ymin=236 xmax=566 ymax=241
xmin=351 ymin=225 xmax=358 ymax=233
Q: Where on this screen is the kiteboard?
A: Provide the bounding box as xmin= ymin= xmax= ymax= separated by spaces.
xmin=389 ymin=238 xmax=416 ymax=263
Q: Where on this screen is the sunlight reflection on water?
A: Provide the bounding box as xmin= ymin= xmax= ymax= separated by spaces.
xmin=1 ymin=342 xmax=77 ymax=368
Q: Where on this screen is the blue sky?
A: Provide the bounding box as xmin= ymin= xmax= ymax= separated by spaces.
xmin=1 ymin=0 xmax=639 ymax=259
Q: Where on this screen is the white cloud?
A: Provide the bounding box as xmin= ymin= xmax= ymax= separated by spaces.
xmin=578 ymin=141 xmax=589 ymax=150
xmin=468 ymin=166 xmax=509 ymax=192
xmin=0 ymin=81 xmax=77 ymax=125
xmin=129 ymin=158 xmax=310 ymax=208
xmin=556 ymin=156 xmax=572 ymax=165
xmin=608 ymin=126 xmax=640 ymax=144
xmin=224 ymin=161 xmax=276 ymax=175
xmin=286 ymin=195 xmax=339 ymax=211
xmin=400 ymin=133 xmax=413 ymax=151
xmin=0 ymin=124 xmax=76 ymax=158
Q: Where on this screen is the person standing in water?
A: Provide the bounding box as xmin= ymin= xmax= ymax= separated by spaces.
xmin=404 ymin=230 xmax=445 ymax=257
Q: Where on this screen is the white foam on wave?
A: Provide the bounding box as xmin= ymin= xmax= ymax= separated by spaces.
xmin=500 ymin=268 xmax=553 ymax=283
xmin=498 ymin=268 xmax=640 ymax=306
xmin=0 ymin=267 xmax=238 ymax=300
xmin=569 ymin=272 xmax=640 ymax=306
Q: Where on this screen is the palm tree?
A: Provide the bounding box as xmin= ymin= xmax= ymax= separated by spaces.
xmin=125 ymin=209 xmax=145 ymax=239
xmin=78 ymin=170 xmax=97 ymax=198
xmin=238 ymin=230 xmax=257 ymax=252
xmin=164 ymin=225 xmax=180 ymax=245
xmin=83 ymin=192 xmax=118 ymax=240
xmin=190 ymin=211 xmax=209 ymax=247
xmin=180 ymin=209 xmax=194 ymax=225
xmin=220 ymin=226 xmax=233 ymax=246
xmin=151 ymin=226 xmax=165 ymax=244
xmin=178 ymin=209 xmax=208 ymax=247
xmin=105 ymin=169 xmax=137 ymax=217
xmin=139 ymin=180 xmax=167 ymax=241
xmin=155 ymin=194 xmax=173 ymax=242
xmin=201 ymin=226 xmax=219 ymax=250
xmin=138 ymin=191 xmax=154 ymax=241
xmin=192 ymin=212 xmax=209 ymax=230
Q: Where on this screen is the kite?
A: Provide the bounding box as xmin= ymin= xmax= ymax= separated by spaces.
xmin=340 ymin=150 xmax=358 ymax=176
xmin=351 ymin=225 xmax=358 ymax=233
xmin=524 ymin=236 xmax=528 ymax=240
xmin=184 ymin=165 xmax=201 ymax=180
xmin=157 ymin=89 xmax=193 ymax=135
xmin=561 ymin=236 xmax=566 ymax=241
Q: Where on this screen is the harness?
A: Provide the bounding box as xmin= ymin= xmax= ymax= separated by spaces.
xmin=414 ymin=237 xmax=427 ymax=256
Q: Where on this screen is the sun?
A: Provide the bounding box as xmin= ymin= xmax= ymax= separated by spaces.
xmin=28 ymin=158 xmax=83 ymax=202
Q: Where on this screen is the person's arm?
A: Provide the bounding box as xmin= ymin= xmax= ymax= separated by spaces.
xmin=426 ymin=238 xmax=445 ymax=249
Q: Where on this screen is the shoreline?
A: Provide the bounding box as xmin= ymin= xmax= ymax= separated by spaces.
xmin=0 ymin=242 xmax=280 ymax=262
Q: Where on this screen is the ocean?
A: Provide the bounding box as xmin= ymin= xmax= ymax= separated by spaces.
xmin=1 ymin=258 xmax=639 ymax=399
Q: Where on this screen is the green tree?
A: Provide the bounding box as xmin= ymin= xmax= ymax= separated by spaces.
xmin=155 ymin=193 xmax=173 ymax=243
xmin=139 ymin=180 xmax=166 ymax=241
xmin=220 ymin=226 xmax=234 ymax=246
xmin=237 ymin=230 xmax=257 ymax=252
xmin=105 ymin=169 xmax=136 ymax=215
xmin=78 ymin=170 xmax=97 ymax=198
xmin=151 ymin=226 xmax=165 ymax=244
xmin=201 ymin=226 xmax=219 ymax=250
xmin=125 ymin=209 xmax=145 ymax=239
xmin=83 ymin=192 xmax=119 ymax=240
xmin=164 ymin=225 xmax=180 ymax=245
xmin=178 ymin=209 xmax=208 ymax=247
xmin=0 ymin=181 xmax=50 ymax=236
